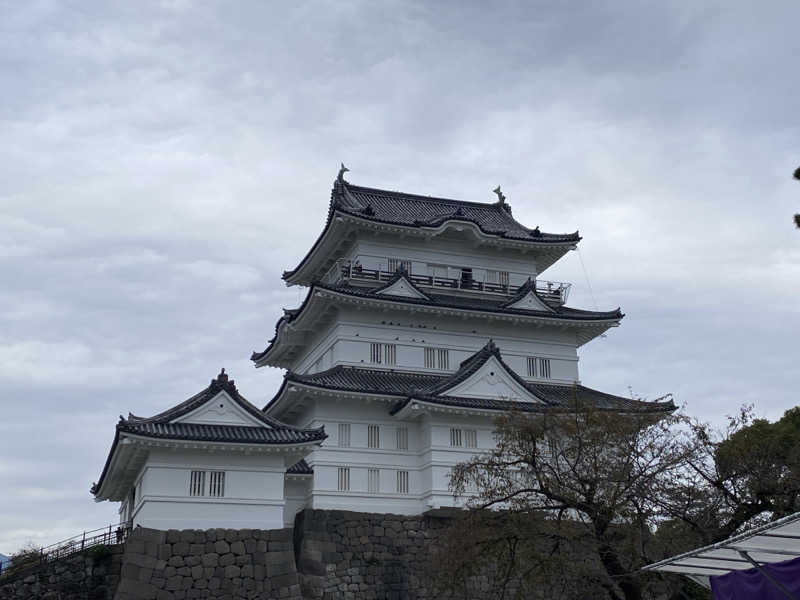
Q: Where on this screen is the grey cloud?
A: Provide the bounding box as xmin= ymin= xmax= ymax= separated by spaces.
xmin=0 ymin=0 xmax=798 ymax=552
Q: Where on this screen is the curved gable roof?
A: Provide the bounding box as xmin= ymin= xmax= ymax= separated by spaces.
xmin=283 ymin=176 xmax=581 ymax=285
xmin=265 ymin=342 xmax=675 ymax=418
xmin=91 ymin=370 xmax=326 ymax=499
xmin=251 ymin=282 xmax=623 ymax=367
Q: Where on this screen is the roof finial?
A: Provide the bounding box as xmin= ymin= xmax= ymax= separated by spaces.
xmin=216 ymin=368 xmax=228 ymax=383
xmin=492 ymin=185 xmax=506 ymax=205
xmin=337 ymin=163 xmax=350 ymax=182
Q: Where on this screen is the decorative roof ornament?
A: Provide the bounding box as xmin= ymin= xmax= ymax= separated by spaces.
xmin=492 ymin=186 xmax=506 ymax=205
xmin=337 ymin=163 xmax=350 ymax=182
xmin=213 ymin=368 xmax=230 ymax=386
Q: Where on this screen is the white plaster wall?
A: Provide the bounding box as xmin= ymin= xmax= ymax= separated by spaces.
xmin=342 ymin=237 xmax=545 ymax=283
xmin=293 ymin=307 xmax=581 ymax=383
xmin=287 ymin=397 xmax=496 ymax=514
xmin=284 ymin=478 xmax=311 ymax=526
xmin=130 ymin=448 xmax=289 ymax=530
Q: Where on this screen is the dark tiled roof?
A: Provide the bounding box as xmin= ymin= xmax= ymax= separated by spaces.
xmin=288 ymin=366 xmax=443 ymax=396
xmin=122 ymin=369 xmax=325 ymax=443
xmin=92 ymin=370 xmax=326 ymax=497
xmin=251 ymin=280 xmax=622 ymax=363
xmin=287 ymin=459 xmax=313 ymax=475
xmin=324 ymin=282 xmax=622 ymax=320
xmin=335 ymin=181 xmax=579 ymax=243
xmin=271 ymin=342 xmax=675 ymax=416
xmin=118 ymin=421 xmax=325 ymax=444
xmin=283 ymin=178 xmax=580 ymax=282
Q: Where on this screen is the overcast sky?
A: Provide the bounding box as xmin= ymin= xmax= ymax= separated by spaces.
xmin=1 ymin=0 xmax=798 ymax=553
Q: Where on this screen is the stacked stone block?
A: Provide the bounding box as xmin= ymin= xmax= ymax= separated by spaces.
xmin=0 ymin=546 xmax=122 ymax=600
xmin=114 ymin=527 xmax=302 ymax=600
xmin=294 ymin=510 xmax=453 ymax=600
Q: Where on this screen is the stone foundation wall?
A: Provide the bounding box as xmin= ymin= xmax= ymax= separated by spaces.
xmin=294 ymin=509 xmax=504 ymax=600
xmin=0 ymin=509 xmax=562 ymax=600
xmin=0 ymin=546 xmax=122 ymax=600
xmin=114 ymin=526 xmax=302 ymax=600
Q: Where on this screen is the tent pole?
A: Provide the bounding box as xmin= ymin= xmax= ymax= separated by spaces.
xmin=737 ymin=551 xmax=799 ymax=600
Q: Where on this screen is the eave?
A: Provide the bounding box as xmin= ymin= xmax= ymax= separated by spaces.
xmin=252 ymin=285 xmax=621 ymax=369
xmin=92 ymin=431 xmax=324 ymax=502
xmin=283 ymin=210 xmax=580 ymax=287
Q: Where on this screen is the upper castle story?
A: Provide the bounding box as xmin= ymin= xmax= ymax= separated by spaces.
xmin=283 ymin=167 xmax=581 ymax=306
xmin=254 ymin=169 xmax=623 ymax=383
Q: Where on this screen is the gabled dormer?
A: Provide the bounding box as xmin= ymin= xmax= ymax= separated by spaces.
xmin=373 ymin=267 xmax=431 ymax=300
xmin=424 ymin=340 xmax=545 ymax=404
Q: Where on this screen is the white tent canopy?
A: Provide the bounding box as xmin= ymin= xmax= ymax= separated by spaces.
xmin=644 ymin=512 xmax=800 ymax=591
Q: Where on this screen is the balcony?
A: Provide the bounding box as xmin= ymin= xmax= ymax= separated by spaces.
xmin=324 ymin=258 xmax=571 ymax=305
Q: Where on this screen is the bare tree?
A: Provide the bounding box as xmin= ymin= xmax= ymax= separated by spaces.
xmin=446 ymin=400 xmax=695 ymax=600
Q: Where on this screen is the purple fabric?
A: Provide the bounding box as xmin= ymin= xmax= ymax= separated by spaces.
xmin=711 ymin=555 xmax=800 ymax=600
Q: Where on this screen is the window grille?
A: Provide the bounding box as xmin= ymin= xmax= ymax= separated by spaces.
xmin=450 ymin=428 xmax=462 ymax=447
xmin=464 ymin=429 xmax=477 ymax=448
xmin=388 ymin=258 xmax=412 ymax=273
xmin=368 ymin=468 xmax=380 ymax=493
xmin=486 ymin=270 xmax=510 ymax=286
xmin=368 ymin=424 xmax=380 ymax=449
xmin=189 ymin=471 xmax=205 ymax=497
xmin=396 ymin=426 xmax=408 ymax=450
xmin=209 ymin=471 xmax=225 ymax=497
xmin=527 ymin=357 xmax=552 ymax=378
xmin=396 ymin=470 xmax=409 ymax=494
xmin=384 ymin=344 xmax=396 ymax=365
xmin=370 ymin=343 xmax=382 ymax=364
xmin=337 ymin=467 xmax=350 ymax=491
xmin=428 ymin=264 xmax=449 ymax=280
xmin=424 ymin=347 xmax=435 ymax=368
xmin=437 ymin=349 xmax=449 ymax=369
xmin=538 ymin=358 xmax=551 ymax=379
xmin=527 ymin=357 xmax=537 ymax=377
xmin=338 ymin=423 xmax=351 ymax=447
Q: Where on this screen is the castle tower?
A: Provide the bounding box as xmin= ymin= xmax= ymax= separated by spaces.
xmin=253 ymin=170 xmax=673 ymax=517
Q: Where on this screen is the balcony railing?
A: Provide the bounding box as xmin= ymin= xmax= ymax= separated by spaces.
xmin=328 ymin=259 xmax=571 ymax=305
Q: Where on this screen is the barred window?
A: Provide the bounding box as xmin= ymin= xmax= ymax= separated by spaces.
xmin=371 ymin=343 xmax=396 ymax=365
xmin=368 ymin=468 xmax=380 ymax=493
xmin=396 ymin=470 xmax=409 ymax=494
xmin=450 ymin=428 xmax=462 ymax=447
xmin=527 ymin=357 xmax=552 ymax=378
xmin=337 ymin=467 xmax=350 ymax=491
xmin=424 ymin=347 xmax=449 ymax=370
xmin=338 ymin=423 xmax=351 ymax=447
xmin=384 ymin=344 xmax=396 ymax=366
xmin=396 ymin=426 xmax=408 ymax=450
xmin=486 ymin=270 xmax=509 ymax=286
xmin=464 ymin=429 xmax=478 ymax=448
xmin=189 ymin=471 xmax=205 ymax=497
xmin=370 ymin=343 xmax=382 ymax=364
xmin=388 ymin=258 xmax=412 ymax=273
xmin=368 ymin=425 xmax=380 ymax=449
xmin=527 ymin=356 xmax=537 ymax=377
xmin=539 ymin=358 xmax=551 ymax=379
xmin=208 ymin=471 xmax=225 ymax=497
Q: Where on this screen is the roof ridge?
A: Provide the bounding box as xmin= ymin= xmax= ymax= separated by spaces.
xmin=342 ymin=182 xmax=506 ymax=210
